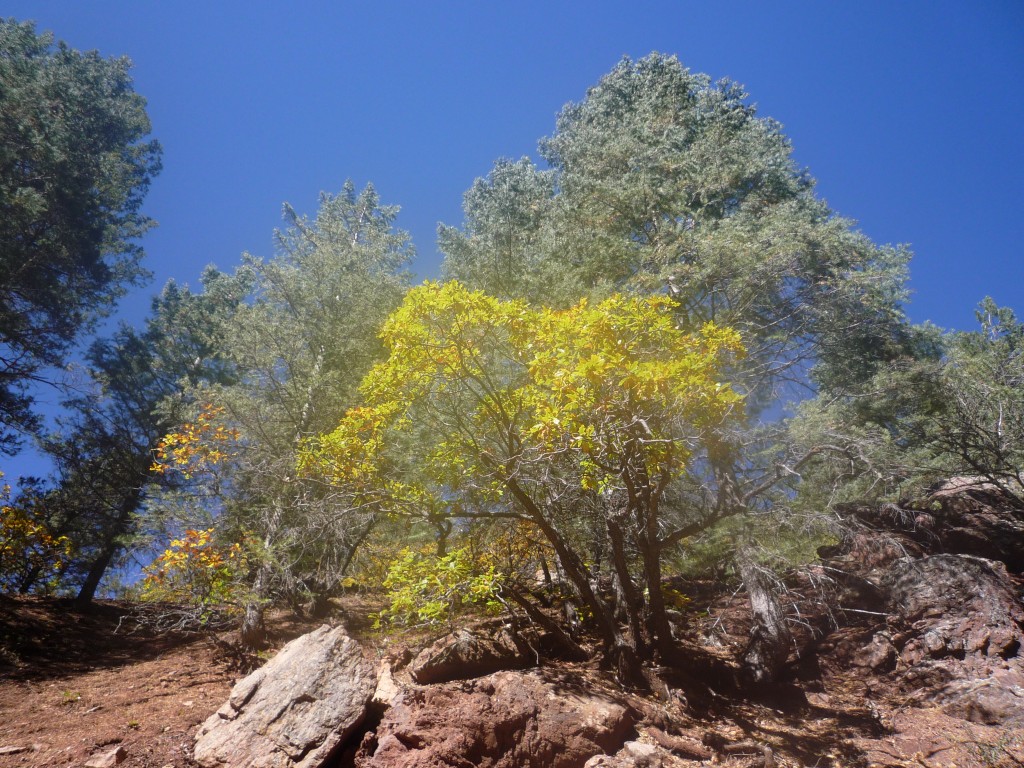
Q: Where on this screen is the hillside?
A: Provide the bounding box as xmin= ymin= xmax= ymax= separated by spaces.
xmin=1 ymin=482 xmax=1021 ymax=768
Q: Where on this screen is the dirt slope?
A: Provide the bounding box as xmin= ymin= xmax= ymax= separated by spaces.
xmin=2 ymin=484 xmax=1023 ymax=768
xmin=0 ymin=598 xmax=321 ymax=768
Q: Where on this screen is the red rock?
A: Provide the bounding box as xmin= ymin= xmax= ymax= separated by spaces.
xmin=357 ymin=669 xmax=635 ymax=768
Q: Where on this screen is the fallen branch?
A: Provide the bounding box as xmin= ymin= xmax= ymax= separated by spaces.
xmin=645 ymin=726 xmax=712 ymax=761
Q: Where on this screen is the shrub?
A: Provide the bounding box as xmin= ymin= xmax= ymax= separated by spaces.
xmin=376 ymin=546 xmax=503 ymax=628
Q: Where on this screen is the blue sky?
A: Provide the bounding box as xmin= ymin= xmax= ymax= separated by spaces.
xmin=3 ymin=1 xmax=1023 ymax=479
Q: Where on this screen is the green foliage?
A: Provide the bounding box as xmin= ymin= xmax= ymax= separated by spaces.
xmin=938 ymin=299 xmax=1024 ymax=498
xmin=376 ymin=546 xmax=502 ymax=628
xmin=435 ymin=56 xmax=920 ymax=611
xmin=793 ymin=298 xmax=1024 ymax=507
xmin=0 ymin=19 xmax=161 ymax=451
xmin=147 ymin=183 xmax=413 ymax=642
xmin=21 ymin=268 xmax=253 ymax=603
xmin=442 ymin=54 xmax=911 ymax=413
xmin=439 ymin=158 xmax=568 ymax=304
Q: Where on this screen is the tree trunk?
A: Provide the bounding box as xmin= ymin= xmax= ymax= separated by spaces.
xmin=607 ymin=516 xmax=648 ymax=656
xmin=640 ymin=537 xmax=675 ymax=659
xmin=505 ymin=586 xmax=587 ymax=661
xmin=503 ymin=478 xmax=646 ymax=683
xmin=76 ymin=544 xmax=117 ymax=605
xmin=75 ymin=486 xmax=142 ymax=606
xmin=18 ymin=564 xmax=43 ymax=594
xmin=240 ymin=600 xmax=267 ymax=648
xmin=738 ymin=556 xmax=792 ymax=684
xmin=240 ymin=562 xmax=270 ymax=649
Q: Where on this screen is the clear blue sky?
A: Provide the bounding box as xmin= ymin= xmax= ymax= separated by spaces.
xmin=3 ymin=1 xmax=1023 ymax=479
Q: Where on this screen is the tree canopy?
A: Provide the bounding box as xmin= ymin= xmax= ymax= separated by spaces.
xmin=442 ymin=54 xmax=911 ymax=410
xmin=1 ymin=45 xmax=1018 ymax=688
xmin=151 ymin=183 xmax=413 ymax=641
xmin=0 ymin=19 xmax=161 ymax=452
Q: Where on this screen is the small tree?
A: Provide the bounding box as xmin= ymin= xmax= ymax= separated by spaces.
xmin=936 ymin=299 xmax=1024 ymax=503
xmin=302 ymin=281 xmax=743 ymax=673
xmin=138 ymin=528 xmax=248 ymax=632
xmin=795 ymin=298 xmax=1024 ymax=508
xmin=150 ymin=184 xmax=413 ymax=645
xmin=0 ymin=474 xmax=72 ymax=593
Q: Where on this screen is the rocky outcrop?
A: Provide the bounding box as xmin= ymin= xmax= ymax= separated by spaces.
xmin=356 ymin=669 xmax=636 ymax=768
xmin=829 ymin=478 xmax=1024 ymax=575
xmin=194 ymin=624 xmax=375 ymax=768
xmin=824 ymin=490 xmax=1024 ymax=728
xmin=884 ymin=554 xmax=1023 ymax=663
xmin=584 ymin=741 xmax=668 ymax=768
xmin=882 ymin=554 xmax=1024 ymax=724
xmin=925 ymin=477 xmax=1024 ymax=572
xmin=409 ymin=623 xmax=537 ymax=684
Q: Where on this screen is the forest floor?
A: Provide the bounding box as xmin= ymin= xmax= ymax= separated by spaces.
xmin=0 ymin=592 xmax=1021 ymax=768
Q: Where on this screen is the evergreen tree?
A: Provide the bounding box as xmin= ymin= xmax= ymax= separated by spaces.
xmin=0 ymin=19 xmax=161 ymax=451
xmin=17 ymin=271 xmax=250 ymax=601
xmin=157 ymin=183 xmax=412 ymax=643
xmin=439 ymin=54 xmax=917 ymax=680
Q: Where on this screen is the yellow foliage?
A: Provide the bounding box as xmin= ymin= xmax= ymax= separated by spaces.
xmin=300 ymin=281 xmax=743 ymax=514
xmin=140 ymin=528 xmax=246 ymax=615
xmin=151 ymin=404 xmax=240 ymax=479
xmin=375 ymin=545 xmax=503 ymax=627
xmin=0 ymin=472 xmax=72 ymax=589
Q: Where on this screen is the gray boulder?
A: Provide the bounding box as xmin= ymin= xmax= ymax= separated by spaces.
xmin=194 ymin=624 xmax=375 ymax=768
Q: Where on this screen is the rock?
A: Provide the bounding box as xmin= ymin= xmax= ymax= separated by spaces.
xmin=194 ymin=624 xmax=375 ymax=768
xmin=583 ymin=756 xmax=629 ymax=768
xmin=935 ymin=673 xmax=1024 ymax=724
xmin=925 ymin=478 xmax=1024 ymax=571
xmin=583 ymin=749 xmax=668 ymax=768
xmin=618 ymin=741 xmax=663 ymax=767
xmin=357 ymin=669 xmax=636 ymax=768
xmin=821 ymin=495 xmax=1024 ymax=732
xmin=833 ymin=480 xmax=1024 ymax=573
xmin=409 ymin=624 xmax=535 ymax=684
xmin=371 ymin=659 xmax=403 ymax=709
xmin=884 ymin=555 xmax=1024 ymax=664
xmin=84 ymin=745 xmax=127 ymax=768
xmin=853 ymin=632 xmax=897 ymax=671
xmin=875 ymin=554 xmax=1024 ymax=725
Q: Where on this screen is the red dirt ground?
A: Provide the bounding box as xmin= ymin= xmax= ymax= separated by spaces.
xmin=0 ymin=596 xmax=323 ymax=768
xmin=2 ymin=594 xmax=1021 ymax=768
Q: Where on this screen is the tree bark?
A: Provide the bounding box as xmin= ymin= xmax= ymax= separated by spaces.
xmin=607 ymin=515 xmax=648 ymax=656
xmin=17 ymin=564 xmax=43 ymax=594
xmin=738 ymin=555 xmax=792 ymax=684
xmin=240 ymin=560 xmax=271 ymax=648
xmin=504 ymin=586 xmax=587 ymax=661
xmin=640 ymin=536 xmax=675 ymax=659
